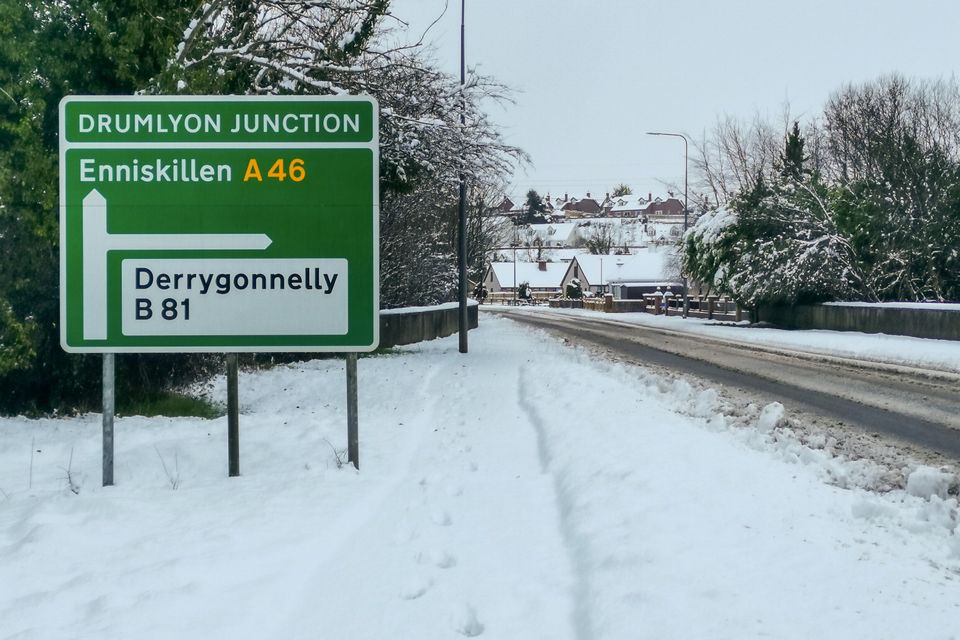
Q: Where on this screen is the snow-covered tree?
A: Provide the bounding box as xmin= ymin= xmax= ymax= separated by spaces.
xmin=684 ymin=174 xmax=867 ymax=307
xmin=583 ymin=222 xmax=619 ymax=255
xmin=158 ymin=1 xmax=526 ymax=308
xmin=689 ymin=75 xmax=960 ymax=304
xmin=158 ymin=1 xmax=522 ymax=193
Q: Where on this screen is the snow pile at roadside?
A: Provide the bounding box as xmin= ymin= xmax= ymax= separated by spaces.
xmin=521 ymin=306 xmax=960 ymax=373
xmin=1 ymin=316 xmax=958 ymax=639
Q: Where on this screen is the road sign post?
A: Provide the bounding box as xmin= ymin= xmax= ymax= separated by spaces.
xmin=60 ymin=96 xmax=379 ymax=477
xmin=102 ymin=354 xmax=115 ymax=487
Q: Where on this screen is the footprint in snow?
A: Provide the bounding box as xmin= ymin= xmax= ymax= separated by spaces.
xmin=445 ymin=484 xmax=463 ymax=498
xmin=416 ymin=549 xmax=457 ymax=569
xmin=431 ymin=510 xmax=452 ymax=526
xmin=398 ymin=575 xmax=433 ymax=601
xmin=452 ymin=604 xmax=484 ymax=637
xmin=422 ymin=471 xmax=445 ymax=486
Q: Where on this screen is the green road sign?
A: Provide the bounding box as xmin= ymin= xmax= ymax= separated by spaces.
xmin=59 ymin=96 xmax=379 ymax=353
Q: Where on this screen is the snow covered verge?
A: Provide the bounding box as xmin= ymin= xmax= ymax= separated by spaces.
xmin=1 ymin=317 xmax=958 ymax=639
xmin=513 ymin=305 xmax=960 ymax=373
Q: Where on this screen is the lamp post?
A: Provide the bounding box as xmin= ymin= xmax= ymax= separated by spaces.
xmin=512 ymin=228 xmax=519 ymax=306
xmin=646 ymin=131 xmax=689 ymax=317
xmin=457 ymin=0 xmax=469 ymax=352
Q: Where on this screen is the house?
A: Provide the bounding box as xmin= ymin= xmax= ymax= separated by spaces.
xmin=644 ymin=194 xmax=685 ymax=219
xmin=519 ymin=222 xmax=581 ymax=248
xmin=602 ymin=194 xmax=649 ymax=217
xmin=483 ymin=260 xmax=568 ymax=293
xmin=555 ymin=192 xmax=603 ymax=217
xmin=560 ymin=250 xmax=679 ymax=295
xmin=492 ymin=196 xmax=516 ymax=214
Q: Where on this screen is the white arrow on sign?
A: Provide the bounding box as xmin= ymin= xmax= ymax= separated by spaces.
xmin=82 ymin=189 xmax=273 ymax=340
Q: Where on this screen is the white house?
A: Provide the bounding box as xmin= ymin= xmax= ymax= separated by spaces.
xmin=560 ymin=250 xmax=679 ymax=295
xmin=519 ymin=222 xmax=581 ymax=248
xmin=483 ymin=260 xmax=568 ymax=293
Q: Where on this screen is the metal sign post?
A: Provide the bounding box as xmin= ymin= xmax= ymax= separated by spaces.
xmin=102 ymin=353 xmax=115 ymax=486
xmin=346 ymin=354 xmax=359 ymax=470
xmin=227 ymin=354 xmax=240 ymax=477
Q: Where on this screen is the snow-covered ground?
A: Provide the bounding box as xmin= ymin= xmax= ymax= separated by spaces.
xmin=509 ymin=305 xmax=960 ymax=374
xmin=1 ymin=316 xmax=959 ymax=639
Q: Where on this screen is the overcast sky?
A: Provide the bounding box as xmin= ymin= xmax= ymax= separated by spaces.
xmin=391 ymin=0 xmax=960 ymax=202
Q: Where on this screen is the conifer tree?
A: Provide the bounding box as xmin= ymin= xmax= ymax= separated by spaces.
xmin=779 ymin=121 xmax=809 ymax=181
xmin=524 ymin=189 xmax=547 ymax=224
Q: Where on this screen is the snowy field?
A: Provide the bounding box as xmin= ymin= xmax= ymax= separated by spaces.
xmin=1 ymin=316 xmax=959 ymax=639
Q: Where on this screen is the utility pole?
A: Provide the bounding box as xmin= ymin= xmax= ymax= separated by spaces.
xmin=457 ymin=0 xmax=469 ymax=353
xmin=646 ymin=131 xmax=689 ymax=317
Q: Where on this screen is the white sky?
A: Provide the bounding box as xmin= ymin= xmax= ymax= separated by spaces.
xmin=390 ymin=0 xmax=960 ymax=201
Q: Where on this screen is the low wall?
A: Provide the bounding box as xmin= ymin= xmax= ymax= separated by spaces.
xmin=379 ymin=301 xmax=479 ymax=348
xmin=756 ymin=304 xmax=960 ymax=341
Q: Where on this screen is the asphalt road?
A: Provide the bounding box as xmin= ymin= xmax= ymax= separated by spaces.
xmin=494 ymin=308 xmax=960 ymax=460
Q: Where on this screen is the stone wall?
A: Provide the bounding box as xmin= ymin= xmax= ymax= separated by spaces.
xmin=756 ymin=304 xmax=960 ymax=341
xmin=379 ymin=302 xmax=480 ymax=348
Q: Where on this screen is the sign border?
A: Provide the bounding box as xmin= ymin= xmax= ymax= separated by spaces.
xmin=59 ymin=94 xmax=380 ymax=354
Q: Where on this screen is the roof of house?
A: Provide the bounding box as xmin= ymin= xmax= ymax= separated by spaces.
xmin=523 ymin=222 xmax=580 ymax=242
xmin=489 ymin=261 xmax=568 ymax=289
xmin=607 ymin=197 xmax=649 ymax=213
xmin=569 ymin=250 xmax=674 ymax=286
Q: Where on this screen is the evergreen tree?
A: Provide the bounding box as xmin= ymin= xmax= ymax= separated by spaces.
xmin=523 ymin=189 xmax=547 ymax=224
xmin=611 ymin=184 xmax=632 ymax=197
xmin=779 ymin=121 xmax=809 ymax=182
xmin=0 ymin=1 xmax=195 ymax=412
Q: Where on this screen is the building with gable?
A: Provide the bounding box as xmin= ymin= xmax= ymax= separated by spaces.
xmin=482 ymin=260 xmax=568 ymax=293
xmin=560 ymin=250 xmax=680 ymax=295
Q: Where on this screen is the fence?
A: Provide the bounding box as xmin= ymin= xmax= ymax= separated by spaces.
xmin=486 ymin=291 xmax=556 ymax=305
xmin=548 ymin=294 xmax=745 ymax=321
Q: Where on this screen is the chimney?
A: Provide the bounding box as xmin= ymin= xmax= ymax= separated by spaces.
xmin=606 ymin=192 xmax=610 ymax=199
xmin=586 ymin=191 xmax=591 ymax=199
xmin=538 ymin=260 xmax=547 ymax=271
xmin=648 ymin=192 xmax=652 ymax=202
xmin=564 ymin=192 xmax=568 ymax=201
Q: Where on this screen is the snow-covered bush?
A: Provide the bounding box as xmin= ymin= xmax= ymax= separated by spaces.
xmin=684 ymin=170 xmax=866 ymax=306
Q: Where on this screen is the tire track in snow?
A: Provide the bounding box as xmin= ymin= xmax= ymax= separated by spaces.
xmin=517 ymin=363 xmax=594 ymax=640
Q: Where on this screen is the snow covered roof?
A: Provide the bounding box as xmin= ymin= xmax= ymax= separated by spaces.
xmin=608 ymin=197 xmax=648 ymax=213
xmin=541 ymin=248 xmax=581 ymax=262
xmin=489 ymin=261 xmax=567 ymax=289
xmin=525 ymin=222 xmax=578 ymax=236
xmin=571 ymin=251 xmax=672 ymax=286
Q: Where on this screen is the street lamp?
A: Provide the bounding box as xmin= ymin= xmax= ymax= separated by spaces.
xmin=511 ymin=227 xmax=519 ymax=306
xmin=457 ymin=0 xmax=469 ymax=352
xmin=646 ymin=131 xmax=689 ymax=317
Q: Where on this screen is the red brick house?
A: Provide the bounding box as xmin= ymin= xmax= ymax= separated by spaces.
xmin=557 ymin=192 xmax=602 ymax=217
